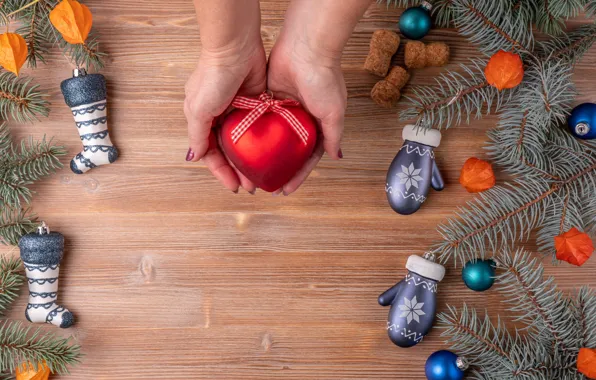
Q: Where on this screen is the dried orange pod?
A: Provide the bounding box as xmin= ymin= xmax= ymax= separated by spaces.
xmin=16 ymin=361 xmax=50 ymax=380
xmin=578 ymin=348 xmax=596 ymax=379
xmin=0 ymin=33 xmax=28 ymax=76
xmin=459 ymin=157 xmax=496 ymax=193
xmin=555 ymin=227 xmax=594 ymax=266
xmin=484 ymin=50 xmax=524 ymax=90
xmin=50 ymin=0 xmax=93 ymax=44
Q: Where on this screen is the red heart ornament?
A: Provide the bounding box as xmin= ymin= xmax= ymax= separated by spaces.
xmin=220 ymin=96 xmax=318 ymax=192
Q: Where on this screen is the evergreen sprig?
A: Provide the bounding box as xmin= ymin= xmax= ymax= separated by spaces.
xmin=0 ymin=257 xmax=22 ymax=317
xmin=1 ymin=0 xmax=106 ymax=70
xmin=0 ymin=123 xmax=64 ymax=245
xmin=0 ymin=72 xmax=49 ymax=124
xmin=400 ymin=59 xmax=512 ymax=129
xmin=438 ymin=250 xmax=596 ymax=379
xmin=0 ymin=321 xmax=81 ymax=374
xmin=0 ymin=208 xmax=37 ymax=246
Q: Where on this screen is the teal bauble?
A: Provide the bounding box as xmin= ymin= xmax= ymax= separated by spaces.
xmin=399 ymin=3 xmax=432 ymax=40
xmin=462 ymin=259 xmax=496 ymax=292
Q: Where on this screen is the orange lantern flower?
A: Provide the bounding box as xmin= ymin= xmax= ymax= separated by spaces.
xmin=0 ymin=33 xmax=28 ymax=76
xmin=555 ymin=227 xmax=594 ymax=266
xmin=484 ymin=50 xmax=524 ymax=90
xmin=578 ymin=348 xmax=596 ymax=379
xmin=49 ymin=0 xmax=93 ymax=44
xmin=459 ymin=157 xmax=496 ymax=193
xmin=16 ymin=361 xmax=50 ymax=380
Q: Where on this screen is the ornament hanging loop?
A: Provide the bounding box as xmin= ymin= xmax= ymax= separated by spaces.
xmin=73 ymin=68 xmax=87 ymax=78
xmin=575 ymin=122 xmax=589 ymax=136
xmin=37 ymin=221 xmax=50 ymax=235
xmin=423 ymin=251 xmax=436 ymax=262
xmin=420 ymin=1 xmax=433 ymax=11
xmin=456 ymin=356 xmax=469 ymax=371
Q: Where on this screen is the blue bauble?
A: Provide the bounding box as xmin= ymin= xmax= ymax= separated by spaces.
xmin=425 ymin=350 xmax=466 ymax=380
xmin=399 ymin=6 xmax=432 ymax=40
xmin=462 ymin=259 xmax=496 ymax=292
xmin=568 ymin=103 xmax=596 ymax=140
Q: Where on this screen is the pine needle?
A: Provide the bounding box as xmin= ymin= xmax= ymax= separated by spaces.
xmin=0 ymin=320 xmax=81 ymax=374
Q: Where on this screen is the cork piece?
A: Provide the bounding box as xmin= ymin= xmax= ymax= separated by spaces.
xmin=404 ymin=41 xmax=427 ymax=69
xmin=385 ymin=66 xmax=410 ymax=89
xmin=371 ymin=80 xmax=402 ymax=108
xmin=426 ymin=42 xmax=450 ymax=67
xmin=364 ymin=30 xmax=401 ymax=77
xmin=371 ymin=66 xmax=410 ymax=108
xmin=405 ymin=41 xmax=451 ymax=69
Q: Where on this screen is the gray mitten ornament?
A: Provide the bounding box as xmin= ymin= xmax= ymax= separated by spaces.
xmin=386 ymin=125 xmax=444 ymax=215
xmin=379 ymin=253 xmax=445 ymax=347
xmin=61 ymin=68 xmax=118 ymax=174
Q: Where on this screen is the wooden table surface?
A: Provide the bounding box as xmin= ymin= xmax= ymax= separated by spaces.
xmin=2 ymin=1 xmax=596 ymax=379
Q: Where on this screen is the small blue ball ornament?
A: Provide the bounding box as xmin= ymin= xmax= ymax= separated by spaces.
xmin=399 ymin=1 xmax=433 ymax=40
xmin=568 ymin=103 xmax=596 ymax=140
xmin=462 ymin=259 xmax=496 ymax=292
xmin=425 ymin=350 xmax=468 ymax=380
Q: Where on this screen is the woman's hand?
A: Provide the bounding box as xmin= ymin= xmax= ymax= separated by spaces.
xmin=267 ymin=38 xmax=347 ymax=195
xmin=184 ymin=45 xmax=266 ymax=193
xmin=186 ymin=0 xmax=265 ymax=193
xmin=265 ymin=0 xmax=370 ymax=195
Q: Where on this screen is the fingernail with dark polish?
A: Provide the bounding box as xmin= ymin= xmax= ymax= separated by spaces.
xmin=233 ymin=189 xmax=239 ymax=194
xmin=185 ymin=148 xmax=195 ymax=161
xmin=338 ymin=149 xmax=343 ymax=159
xmin=283 ymin=191 xmax=289 ymax=196
xmin=249 ymin=189 xmax=256 ymax=195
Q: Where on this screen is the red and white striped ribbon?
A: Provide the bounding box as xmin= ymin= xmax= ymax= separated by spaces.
xmin=230 ymin=92 xmax=310 ymax=145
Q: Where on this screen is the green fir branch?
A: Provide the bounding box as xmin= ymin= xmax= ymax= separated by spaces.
xmin=0 ymin=208 xmax=37 ymax=246
xmin=0 ymin=320 xmax=81 ymax=374
xmin=434 ymin=155 xmax=596 ymax=265
xmin=55 ymin=30 xmax=106 ymax=71
xmin=0 ymin=256 xmax=23 ymax=316
xmin=576 ymin=286 xmax=596 ymax=347
xmin=535 ymin=0 xmax=585 ymax=36
xmin=0 ymin=72 xmax=49 ymax=124
xmin=450 ymin=0 xmax=534 ymax=55
xmin=5 ymin=135 xmax=65 ymax=183
xmin=14 ymin=0 xmax=53 ymax=68
xmin=537 ymin=24 xmax=596 ymax=65
xmin=0 ymin=124 xmax=9 ymax=156
xmin=400 ymin=59 xmax=512 ymax=128
xmin=496 ymin=250 xmax=581 ymax=353
xmin=440 ymin=249 xmax=594 ymax=379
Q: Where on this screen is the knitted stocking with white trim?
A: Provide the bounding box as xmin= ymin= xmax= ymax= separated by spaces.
xmin=61 ymin=68 xmax=118 ymax=174
xmin=19 ymin=223 xmax=74 ymax=328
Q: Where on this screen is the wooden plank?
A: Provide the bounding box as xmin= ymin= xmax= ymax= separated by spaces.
xmin=1 ymin=1 xmax=594 ymax=379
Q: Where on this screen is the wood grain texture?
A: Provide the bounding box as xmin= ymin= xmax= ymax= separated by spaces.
xmin=2 ymin=1 xmax=596 ymax=379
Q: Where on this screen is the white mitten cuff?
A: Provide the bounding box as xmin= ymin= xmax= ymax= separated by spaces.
xmin=402 ymin=125 xmax=442 ymax=147
xmin=406 ymin=255 xmax=445 ymax=282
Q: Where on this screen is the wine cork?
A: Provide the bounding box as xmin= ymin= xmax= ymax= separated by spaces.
xmin=364 ymin=30 xmax=401 ymax=77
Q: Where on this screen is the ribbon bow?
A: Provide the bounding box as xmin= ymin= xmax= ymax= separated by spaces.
xmin=230 ymin=92 xmax=310 ymax=145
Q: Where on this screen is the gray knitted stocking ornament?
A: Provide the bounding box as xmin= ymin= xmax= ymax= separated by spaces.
xmin=19 ymin=222 xmax=74 ymax=328
xmin=61 ymin=68 xmax=118 ymax=174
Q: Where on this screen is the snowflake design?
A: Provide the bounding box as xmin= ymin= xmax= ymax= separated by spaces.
xmin=397 ymin=163 xmax=423 ymax=191
xmin=398 ymin=295 xmax=426 ymax=324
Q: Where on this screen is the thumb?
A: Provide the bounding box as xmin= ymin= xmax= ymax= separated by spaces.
xmin=184 ymin=102 xmax=219 ymax=162
xmin=320 ymin=111 xmax=344 ymax=160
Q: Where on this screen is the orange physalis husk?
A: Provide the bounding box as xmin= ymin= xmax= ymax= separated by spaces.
xmin=484 ymin=50 xmax=524 ymax=90
xmin=459 ymin=157 xmax=496 ymax=193
xmin=15 ymin=361 xmax=50 ymax=380
xmin=49 ymin=0 xmax=93 ymax=44
xmin=578 ymin=348 xmax=596 ymax=379
xmin=554 ymin=227 xmax=594 ymax=266
xmin=0 ymin=33 xmax=28 ymax=76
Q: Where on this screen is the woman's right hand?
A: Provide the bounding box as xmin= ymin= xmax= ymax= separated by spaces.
xmin=184 ymin=38 xmax=267 ymax=193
